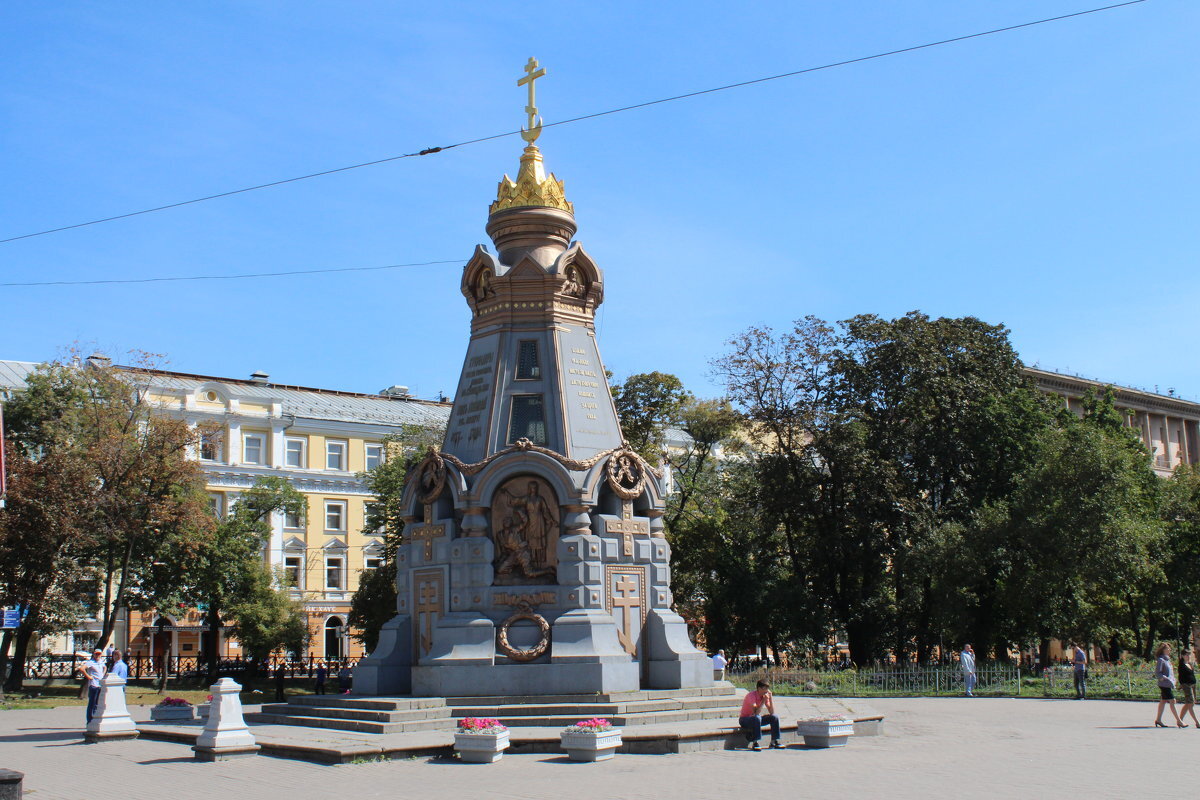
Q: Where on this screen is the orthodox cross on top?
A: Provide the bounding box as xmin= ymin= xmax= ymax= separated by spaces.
xmin=605 ymin=499 xmax=650 ymax=557
xmin=410 ymin=504 xmax=446 ymax=561
xmin=517 ymin=56 xmax=547 ymax=144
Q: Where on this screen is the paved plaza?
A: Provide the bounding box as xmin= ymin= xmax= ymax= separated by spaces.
xmin=1 ymin=696 xmax=1193 ymax=799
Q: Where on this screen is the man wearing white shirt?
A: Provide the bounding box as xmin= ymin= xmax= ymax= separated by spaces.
xmin=76 ymin=649 xmax=106 ymax=723
xmin=712 ymin=649 xmax=729 ymax=681
xmin=960 ymin=644 xmax=976 ymax=697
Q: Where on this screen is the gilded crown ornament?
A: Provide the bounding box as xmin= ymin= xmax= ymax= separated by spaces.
xmin=490 ymin=57 xmax=574 ymax=215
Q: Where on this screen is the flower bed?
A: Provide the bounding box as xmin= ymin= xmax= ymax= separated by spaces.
xmin=454 ymin=717 xmax=510 ymax=763
xmin=795 ymin=716 xmax=854 ymax=748
xmin=149 ymin=697 xmax=195 ymax=722
xmin=560 ymin=718 xmax=622 ymax=762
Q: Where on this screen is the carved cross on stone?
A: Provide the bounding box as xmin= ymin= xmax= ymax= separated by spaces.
xmin=611 ymin=573 xmax=641 ymax=656
xmin=410 ymin=504 xmax=446 ymax=561
xmin=605 ymin=499 xmax=650 ymax=557
xmin=415 ymin=574 xmax=442 ymax=656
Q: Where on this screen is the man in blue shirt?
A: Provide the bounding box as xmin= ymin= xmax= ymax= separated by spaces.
xmin=110 ymin=649 xmax=129 ymax=680
xmin=77 ymin=649 xmax=106 ymax=723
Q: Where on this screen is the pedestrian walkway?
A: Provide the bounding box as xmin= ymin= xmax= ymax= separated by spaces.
xmin=1 ymin=697 xmax=1192 ymax=799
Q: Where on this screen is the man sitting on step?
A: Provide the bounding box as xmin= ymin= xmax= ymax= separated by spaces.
xmin=739 ymin=680 xmax=782 ymax=750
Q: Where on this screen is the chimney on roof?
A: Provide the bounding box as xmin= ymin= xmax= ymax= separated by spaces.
xmin=250 ymin=370 xmax=269 ymax=385
xmin=380 ymin=385 xmax=411 ymax=398
xmin=85 ymin=352 xmax=112 ymax=369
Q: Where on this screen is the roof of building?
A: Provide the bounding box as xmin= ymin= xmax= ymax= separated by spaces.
xmin=0 ymin=359 xmax=452 ymax=429
xmin=1025 ymin=366 xmax=1200 ymax=414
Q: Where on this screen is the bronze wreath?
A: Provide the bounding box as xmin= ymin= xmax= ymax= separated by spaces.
xmin=496 ymin=609 xmax=551 ymax=662
xmin=605 ymin=448 xmax=647 ymax=500
xmin=414 ymin=449 xmax=446 ymax=505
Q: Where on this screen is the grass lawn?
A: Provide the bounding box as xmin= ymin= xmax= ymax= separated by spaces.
xmin=0 ymin=679 xmax=316 ymax=711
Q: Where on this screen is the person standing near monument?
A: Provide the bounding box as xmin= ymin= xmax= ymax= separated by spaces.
xmin=109 ymin=650 xmax=128 ymax=681
xmin=76 ymin=649 xmax=106 ymax=723
xmin=712 ymin=649 xmax=728 ymax=681
xmin=739 ymin=680 xmax=782 ymax=751
xmin=1153 ymin=642 xmax=1185 ymax=728
xmin=314 ymin=661 xmax=328 ymax=695
xmin=960 ymin=644 xmax=976 ymax=697
xmin=1071 ymin=643 xmax=1088 ymax=700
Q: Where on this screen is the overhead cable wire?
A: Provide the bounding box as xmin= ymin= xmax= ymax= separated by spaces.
xmin=0 ymin=0 xmax=1146 ymax=248
xmin=0 ymin=259 xmax=462 ymax=288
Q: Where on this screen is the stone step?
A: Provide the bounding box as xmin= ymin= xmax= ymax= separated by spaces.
xmin=449 ymin=697 xmax=740 ymax=719
xmin=258 ymin=704 xmax=446 ymax=723
xmin=286 ymin=696 xmax=446 ymax=712
xmin=444 ymin=707 xmax=738 ymax=728
xmin=250 ymin=712 xmax=455 ymax=735
xmin=444 ymin=687 xmax=738 ymax=706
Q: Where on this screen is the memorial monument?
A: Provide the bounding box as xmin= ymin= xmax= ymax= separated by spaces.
xmin=355 ymin=58 xmax=711 ymax=697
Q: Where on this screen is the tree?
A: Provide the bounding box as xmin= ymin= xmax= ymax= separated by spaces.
xmin=349 ymin=424 xmax=445 ymax=652
xmin=150 ymin=476 xmax=305 ymax=680
xmin=0 ymin=443 xmax=95 ymax=692
xmin=713 ymin=313 xmax=1054 ymax=664
xmin=228 ymin=567 xmax=310 ymax=663
xmin=976 ymin=389 xmax=1162 ymax=663
xmin=610 ymin=372 xmax=692 ymax=466
xmin=0 ymin=356 xmax=212 ymax=690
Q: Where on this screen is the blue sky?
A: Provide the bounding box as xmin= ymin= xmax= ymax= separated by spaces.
xmin=2 ymin=1 xmax=1196 ymax=402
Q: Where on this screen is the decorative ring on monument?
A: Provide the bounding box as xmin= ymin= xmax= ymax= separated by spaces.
xmin=415 ymin=450 xmax=446 ymax=505
xmin=496 ymin=611 xmax=551 ymax=662
xmin=605 ymin=448 xmax=646 ymax=500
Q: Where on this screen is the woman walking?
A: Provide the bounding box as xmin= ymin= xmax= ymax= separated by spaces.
xmin=1153 ymin=642 xmax=1186 ymax=728
xmin=1178 ymin=647 xmax=1199 ymax=728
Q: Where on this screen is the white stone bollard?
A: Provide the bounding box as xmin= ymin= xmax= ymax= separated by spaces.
xmin=192 ymin=677 xmax=260 ymax=761
xmin=84 ymin=674 xmax=139 ymax=742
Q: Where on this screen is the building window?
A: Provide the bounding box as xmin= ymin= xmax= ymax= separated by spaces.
xmin=243 ymin=434 xmax=265 ymax=465
xmin=285 ymin=437 xmax=307 ymax=468
xmin=324 ymin=501 xmax=346 ymax=532
xmin=363 ymin=502 xmax=383 ymax=534
xmin=364 ymin=443 xmax=384 ymax=471
xmin=199 ymin=430 xmax=223 ymax=462
xmin=284 ymin=509 xmax=304 ymax=530
xmin=325 ymin=557 xmax=344 ymax=590
xmin=508 ymin=395 xmax=547 ymax=445
xmin=326 ymin=439 xmax=347 ymax=471
xmin=284 ymin=555 xmax=303 ymax=589
xmin=364 ymin=555 xmax=384 ymax=571
xmin=516 ymin=340 xmax=541 ymax=380
xmin=208 ymin=493 xmax=224 ymax=519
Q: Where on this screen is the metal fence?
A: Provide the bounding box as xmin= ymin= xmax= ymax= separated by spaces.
xmin=729 ymin=663 xmax=1167 ymax=700
xmin=17 ymin=655 xmax=361 ymax=682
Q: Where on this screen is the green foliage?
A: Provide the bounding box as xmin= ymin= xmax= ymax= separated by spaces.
xmin=228 ymin=568 xmax=311 ymax=662
xmin=349 ymin=423 xmax=444 ymax=653
xmin=610 ymin=371 xmax=693 ymax=466
xmin=0 ymin=355 xmax=212 ymax=690
xmin=348 ymin=567 xmax=397 ymax=652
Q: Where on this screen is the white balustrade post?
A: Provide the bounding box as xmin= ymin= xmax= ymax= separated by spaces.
xmin=192 ymin=677 xmax=259 ymax=761
xmin=84 ymin=674 xmax=139 ymax=741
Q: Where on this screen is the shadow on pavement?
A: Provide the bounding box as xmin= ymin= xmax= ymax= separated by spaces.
xmin=0 ymin=730 xmax=84 ymax=744
xmin=138 ymin=757 xmax=198 ymax=765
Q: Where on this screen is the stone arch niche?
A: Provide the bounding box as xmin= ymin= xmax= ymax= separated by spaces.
xmin=490 ymin=474 xmax=560 ymax=585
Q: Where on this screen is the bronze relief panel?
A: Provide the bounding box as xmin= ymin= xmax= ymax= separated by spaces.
xmin=491 ymin=476 xmax=560 ymax=585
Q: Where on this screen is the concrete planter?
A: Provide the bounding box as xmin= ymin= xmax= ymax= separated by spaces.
xmin=150 ymin=705 xmax=195 ymax=722
xmin=796 ymin=719 xmax=854 ymax=748
xmin=454 ymin=730 xmax=510 ymax=763
xmin=560 ymin=729 xmax=622 ymax=762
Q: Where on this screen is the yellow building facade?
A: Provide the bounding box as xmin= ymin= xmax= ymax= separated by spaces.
xmin=0 ymin=358 xmax=450 ymax=661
